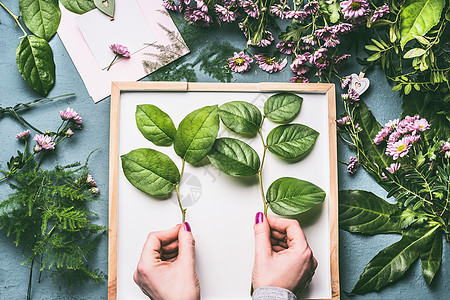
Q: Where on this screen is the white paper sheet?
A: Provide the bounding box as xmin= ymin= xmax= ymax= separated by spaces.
xmin=116 ymin=91 xmax=333 ymax=299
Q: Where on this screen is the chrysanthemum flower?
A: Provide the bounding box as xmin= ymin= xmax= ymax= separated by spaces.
xmin=324 ymin=38 xmax=341 ymax=48
xmin=276 ymin=41 xmax=296 ymax=55
xmin=314 ymin=26 xmax=337 ymax=41
xmin=163 ymin=0 xmax=178 ymax=11
xmin=241 ymin=0 xmax=259 ymax=19
xmin=335 ymin=23 xmax=353 ymax=33
xmin=340 ymin=0 xmax=370 ymax=19
xmin=290 ymin=53 xmax=310 ymax=75
xmin=285 ymin=9 xmax=307 ymax=20
xmin=373 ymin=126 xmax=392 ymax=145
xmin=270 ymin=4 xmax=289 ymax=19
xmin=60 ymin=107 xmax=79 ymax=120
xmin=34 ymin=134 xmax=55 ymax=150
xmin=386 ymin=162 xmax=401 ymax=174
xmin=414 ymin=118 xmax=430 ymax=132
xmin=16 ymin=129 xmax=30 ymax=140
xmin=66 ymin=128 xmax=74 ymax=137
xmin=247 ymin=31 xmax=274 ymax=47
xmin=215 ymin=4 xmax=236 ymax=22
xmin=87 ymin=174 xmax=97 ymax=186
xmin=107 ymin=44 xmax=130 ymax=71
xmin=386 ymin=137 xmax=410 ymax=160
xmin=290 ymin=75 xmax=309 ymax=83
xmin=388 ymin=131 xmax=401 ymax=143
xmin=347 ymin=156 xmax=360 ymax=174
xmin=184 ymin=6 xmax=212 ymax=26
xmin=348 ymin=88 xmax=360 ymax=102
xmin=336 ymin=116 xmax=351 ymax=126
xmin=301 ymin=35 xmax=317 ymax=45
xmin=304 ymin=1 xmax=319 ymax=15
xmin=370 ymin=3 xmax=389 ymax=23
xmin=254 ymin=54 xmax=287 ymax=73
xmin=228 ymin=51 xmax=253 ymax=73
xmin=341 ymin=75 xmax=352 ymax=89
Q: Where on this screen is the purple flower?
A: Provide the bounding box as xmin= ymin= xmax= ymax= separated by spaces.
xmin=336 ymin=116 xmax=351 ymax=126
xmin=301 ymin=35 xmax=317 ymax=46
xmin=241 ymin=0 xmax=259 ymax=19
xmin=324 ymin=38 xmax=341 ymax=48
xmin=348 ymin=88 xmax=360 ymax=102
xmin=247 ymin=31 xmax=274 ymax=47
xmin=162 ymin=0 xmax=178 ymax=11
xmin=254 ymin=54 xmax=287 ymax=73
xmin=60 ymin=107 xmax=79 ymax=120
xmin=414 ymin=118 xmax=430 ymax=132
xmin=386 ymin=162 xmax=401 ymax=174
xmin=270 ymin=4 xmax=289 ymax=19
xmin=304 ymin=1 xmax=319 ymax=15
xmin=215 ymin=4 xmax=236 ymax=22
xmin=110 ymin=44 xmax=130 ymax=58
xmin=373 ymin=126 xmax=392 ymax=145
xmin=276 ymin=41 xmax=296 ymax=55
xmin=34 ymin=145 xmax=42 ymax=152
xmin=347 ymin=156 xmax=360 ymax=174
xmin=309 ymin=47 xmax=327 ymax=64
xmin=341 ymin=75 xmax=351 ymax=89
xmin=228 ymin=51 xmax=253 ymax=73
xmin=370 ymin=3 xmax=389 ymax=23
xmin=440 ymin=141 xmax=450 ymax=158
xmin=34 ymin=134 xmax=55 ymax=150
xmin=388 ymin=131 xmax=401 ymax=143
xmin=290 ymin=53 xmax=310 ymax=75
xmin=285 ymin=9 xmax=307 ymax=20
xmin=340 ymin=0 xmax=370 ymax=20
xmin=290 ymin=75 xmax=309 ymax=83
xmin=16 ymin=129 xmax=30 ymax=140
xmin=314 ymin=26 xmax=337 ymax=41
xmin=385 ymin=136 xmax=411 ymax=160
xmin=184 ymin=6 xmax=212 ymax=26
xmin=334 ymin=23 xmax=353 ymax=34
xmin=87 ymin=174 xmax=97 ymax=186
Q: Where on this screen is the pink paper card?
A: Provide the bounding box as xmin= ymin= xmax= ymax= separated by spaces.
xmin=58 ymin=0 xmax=189 ymax=103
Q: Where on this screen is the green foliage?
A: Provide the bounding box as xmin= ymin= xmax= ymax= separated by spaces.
xmin=266 ymin=177 xmax=326 ymax=216
xmin=19 ymin=0 xmax=61 ymax=41
xmin=0 ymin=165 xmax=106 ymax=293
xmin=174 ymin=105 xmax=220 ymax=164
xmin=121 ymin=148 xmax=180 ymax=196
xmin=136 ymin=104 xmax=177 ymax=146
xmin=266 ymin=124 xmax=319 ymax=160
xmin=16 ymin=35 xmax=56 ymax=96
xmin=207 ymin=138 xmax=260 ymax=177
xmin=264 ymin=93 xmax=303 ymax=124
xmin=219 ymin=101 xmax=262 ymax=134
xmin=59 ymin=0 xmax=96 ymax=14
xmin=318 ymin=0 xmax=341 ymax=24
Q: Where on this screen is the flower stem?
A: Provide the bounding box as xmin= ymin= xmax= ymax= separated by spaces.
xmin=26 ymin=258 xmax=34 ymax=300
xmin=258 ymin=117 xmax=269 ymax=215
xmin=175 ymin=158 xmax=187 ymax=223
xmin=106 ymin=54 xmax=119 ymax=71
xmin=0 ymin=1 xmax=28 ymax=38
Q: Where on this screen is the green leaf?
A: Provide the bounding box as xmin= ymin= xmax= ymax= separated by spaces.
xmin=121 ymin=148 xmax=180 ymax=196
xmin=19 ymin=0 xmax=61 ymax=41
xmin=404 ymin=84 xmax=412 ymax=95
xmin=399 ymin=0 xmax=446 ymax=49
xmin=365 ymin=45 xmax=380 ymax=52
xmin=367 ymin=52 xmax=381 ymax=61
xmin=60 ymin=0 xmax=96 ymax=14
xmin=16 ymin=35 xmax=55 ymax=96
xmin=392 ymin=84 xmax=403 ymax=92
xmin=135 ymin=104 xmax=176 ymax=146
xmin=207 ymin=138 xmax=260 ymax=177
xmin=420 ymin=228 xmax=442 ymax=286
xmin=174 ymin=105 xmax=219 ymax=164
xmin=403 ymin=48 xmax=427 ymax=58
xmin=318 ymin=0 xmax=341 ymax=23
xmin=339 ymin=190 xmax=402 ymax=235
xmin=267 ymin=124 xmax=319 ymax=160
xmin=352 ymin=225 xmax=440 ymax=294
xmin=267 ymin=177 xmax=325 ymax=216
xmin=264 ymin=93 xmax=303 ymax=123
xmin=219 ymin=101 xmax=262 ymax=134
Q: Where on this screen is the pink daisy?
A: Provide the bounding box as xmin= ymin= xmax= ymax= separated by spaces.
xmin=254 ymin=54 xmax=287 ymax=73
xmin=215 ymin=4 xmax=236 ymax=22
xmin=285 ymin=9 xmax=307 ymax=20
xmin=370 ymin=3 xmax=389 ymax=23
xmin=248 ymin=31 xmax=274 ymax=47
xmin=340 ymin=0 xmax=370 ymax=19
xmin=16 ymin=129 xmax=30 ymax=140
xmin=241 ymin=0 xmax=259 ymax=19
xmin=276 ymin=41 xmax=296 ymax=55
xmin=386 ymin=136 xmax=410 ymax=160
xmin=289 ymin=75 xmax=309 ymax=83
xmin=162 ymin=0 xmax=178 ymax=11
xmin=87 ymin=174 xmax=97 ymax=186
xmin=270 ymin=4 xmax=289 ymax=19
xmin=228 ymin=51 xmax=253 ymax=73
xmin=386 ymin=162 xmax=401 ymax=174
xmin=373 ymin=126 xmax=392 ymax=145
xmin=34 ymin=134 xmax=55 ymax=150
xmin=336 ymin=116 xmax=351 ymax=126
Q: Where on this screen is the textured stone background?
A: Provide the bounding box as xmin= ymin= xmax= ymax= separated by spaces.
xmin=0 ymin=1 xmax=448 ymax=299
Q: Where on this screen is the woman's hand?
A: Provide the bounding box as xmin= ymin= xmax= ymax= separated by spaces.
xmin=133 ymin=223 xmax=200 ymax=300
xmin=252 ymin=213 xmax=318 ymax=294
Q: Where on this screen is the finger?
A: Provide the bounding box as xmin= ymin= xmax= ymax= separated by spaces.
xmin=177 ymin=222 xmax=195 ymax=264
xmin=270 ymin=230 xmax=287 ymax=241
xmin=161 ymin=240 xmax=179 ymax=253
xmin=141 ymin=225 xmax=181 ymax=263
xmin=272 ymin=245 xmax=287 ymax=252
xmin=267 ymin=215 xmax=307 ymax=250
xmin=270 ymin=238 xmax=288 ymax=249
xmin=253 ymin=212 xmax=272 ymax=258
xmin=162 ymin=250 xmax=178 ymax=260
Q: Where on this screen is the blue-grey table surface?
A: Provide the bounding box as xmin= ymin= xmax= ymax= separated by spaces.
xmin=0 ymin=2 xmax=448 ymax=299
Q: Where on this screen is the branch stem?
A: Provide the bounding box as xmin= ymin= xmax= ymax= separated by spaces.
xmin=258 ymin=118 xmax=269 ymax=215
xmin=175 ymin=159 xmax=187 ymax=223
xmin=0 ymin=1 xmax=27 ymax=37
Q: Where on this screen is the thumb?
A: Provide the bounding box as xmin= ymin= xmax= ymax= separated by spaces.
xmin=178 ymin=222 xmax=195 ymax=264
xmin=253 ymin=212 xmax=271 ymax=259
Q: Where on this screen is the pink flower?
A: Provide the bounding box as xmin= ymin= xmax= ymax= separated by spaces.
xmin=301 ymin=35 xmax=317 ymax=45
xmin=34 ymin=145 xmax=42 ymax=152
xmin=110 ymin=44 xmax=130 ymax=58
xmin=414 ymin=118 xmax=430 ymax=132
xmin=90 ymin=187 xmax=100 ymax=195
xmin=87 ymin=174 xmax=97 ymax=186
xmin=388 ymin=131 xmax=401 ymax=143
xmin=254 ymin=54 xmax=287 ymax=73
xmin=241 ymin=0 xmax=259 ymax=19
xmin=347 ymin=156 xmax=360 ymax=174
xmin=348 ymin=88 xmax=360 ymax=102
xmin=34 ymin=134 xmax=55 ymax=150
xmin=370 ymin=3 xmax=389 ymax=23
xmin=60 ymin=107 xmax=78 ymax=120
xmin=304 ymin=1 xmax=319 ymax=15
xmin=162 ymin=0 xmax=178 ymax=11
xmin=314 ymin=26 xmax=337 ymax=41
xmin=289 ymin=75 xmax=309 ymax=83
xmin=324 ymin=38 xmax=341 ymax=48
xmin=336 ymin=116 xmax=351 ymax=126
xmin=335 ymin=23 xmax=353 ymax=33
xmin=373 ymin=126 xmax=391 ymax=145
xmin=440 ymin=141 xmax=450 ymax=158
xmin=66 ymin=128 xmax=74 ymax=137
xmin=385 ymin=118 xmax=399 ymax=129
xmin=340 ymin=0 xmax=370 ymax=20
xmin=285 ymin=9 xmax=307 ymax=20
xmin=248 ymin=30 xmax=274 ymax=47
xmin=184 ymin=6 xmax=212 ymax=26
xmin=386 ymin=162 xmax=401 ymax=174
xmin=341 ymin=75 xmax=351 ymax=89
xmin=276 ymin=41 xmax=296 ymax=55
xmin=290 ymin=53 xmax=310 ymax=75
xmin=386 ymin=136 xmax=410 ymax=160
xmin=215 ymin=4 xmax=236 ymax=22
xmin=270 ymin=4 xmax=289 ymax=19
xmin=16 ymin=129 xmax=30 ymax=140
xmin=228 ymin=51 xmax=253 ymax=73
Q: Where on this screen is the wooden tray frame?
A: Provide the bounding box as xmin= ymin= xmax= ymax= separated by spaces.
xmin=108 ymin=82 xmax=339 ymax=299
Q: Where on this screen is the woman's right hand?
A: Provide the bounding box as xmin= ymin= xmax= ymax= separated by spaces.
xmin=252 ymin=212 xmax=318 ymax=294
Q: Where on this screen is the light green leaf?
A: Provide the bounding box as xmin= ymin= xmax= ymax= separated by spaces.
xmin=420 ymin=228 xmax=442 ymax=286
xmin=121 ymin=148 xmax=180 ymax=196
xmin=60 ymin=0 xmax=96 ymax=14
xmin=399 ymin=0 xmax=445 ymax=49
xmin=339 ymin=190 xmax=402 ymax=234
xmin=392 ymin=84 xmax=403 ymax=92
xmin=318 ymin=0 xmax=341 ymax=23
xmin=136 ymin=104 xmax=176 ymax=146
xmin=267 ymin=177 xmax=325 ymax=216
xmin=207 ymin=138 xmax=260 ymax=177
xmin=365 ymin=45 xmax=380 ymax=52
xmin=219 ymin=101 xmax=262 ymax=134
xmin=19 ymin=0 xmax=61 ymax=41
xmin=446 ymin=6 xmax=450 ymax=21
xmin=267 ymin=124 xmax=319 ymax=160
xmin=367 ymin=52 xmax=381 ymax=61
xmin=264 ymin=93 xmax=303 ymax=123
xmin=16 ymin=35 xmax=55 ymax=96
xmin=404 ymin=84 xmax=412 ymax=95
xmin=174 ymin=105 xmax=219 ymax=164
xmin=352 ymin=225 xmax=440 ymax=294
xmin=403 ymin=48 xmax=427 ymax=59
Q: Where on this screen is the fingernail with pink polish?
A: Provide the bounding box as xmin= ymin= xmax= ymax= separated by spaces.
xmin=255 ymin=212 xmax=264 ymax=224
xmin=184 ymin=222 xmax=191 ymax=232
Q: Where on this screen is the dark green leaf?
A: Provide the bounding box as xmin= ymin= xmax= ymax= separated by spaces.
xmin=352 ymin=225 xmax=440 ymax=294
xmin=207 ymin=138 xmax=260 ymax=177
xmin=219 ymin=101 xmax=262 ymax=134
xmin=267 ymin=177 xmax=325 ymax=216
xmin=19 ymin=0 xmax=61 ymax=41
xmin=60 ymin=0 xmax=96 ymax=14
xmin=403 ymin=48 xmax=426 ymax=59
xmin=339 ymin=190 xmax=402 ymax=234
xmin=16 ymin=35 xmax=55 ymax=96
xmin=267 ymin=124 xmax=319 ymax=160
xmin=136 ymin=104 xmax=176 ymax=146
xmin=420 ymin=228 xmax=442 ymax=286
xmin=318 ymin=0 xmax=341 ymax=23
xmin=264 ymin=93 xmax=303 ymax=123
xmin=399 ymin=0 xmax=446 ymax=49
xmin=174 ymin=105 xmax=219 ymax=164
xmin=121 ymin=148 xmax=180 ymax=196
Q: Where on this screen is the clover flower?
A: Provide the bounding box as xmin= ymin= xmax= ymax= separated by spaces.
xmin=215 ymin=4 xmax=236 ymax=22
xmin=228 ymin=51 xmax=253 ymax=73
xmin=16 ymin=129 xmax=30 ymax=140
xmin=385 ymin=136 xmax=410 ymax=160
xmin=254 ymin=54 xmax=287 ymax=73
xmin=163 ymin=0 xmax=178 ymax=11
xmin=34 ymin=134 xmax=55 ymax=150
xmin=386 ymin=162 xmax=401 ymax=174
xmin=290 ymin=75 xmax=309 ymax=83
xmin=241 ymin=0 xmax=260 ymax=19
xmin=370 ymin=3 xmax=389 ymax=23
xmin=340 ymin=0 xmax=370 ymax=20
xmin=276 ymin=41 xmax=296 ymax=55
xmin=347 ymin=156 xmax=360 ymax=174
xmin=107 ymin=44 xmax=130 ymax=71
